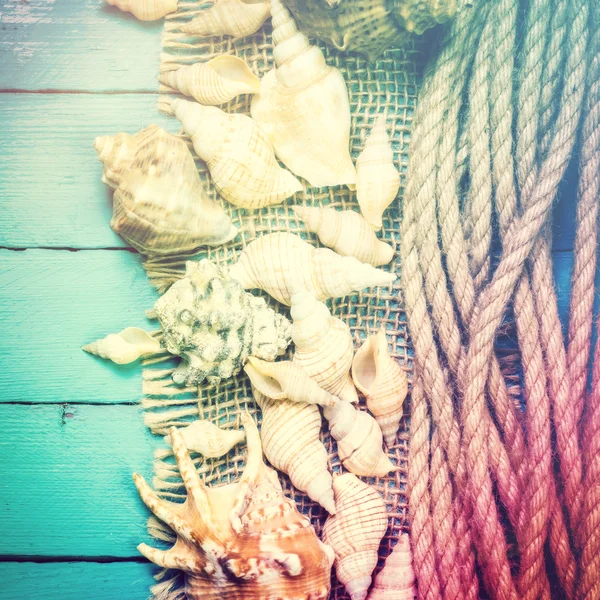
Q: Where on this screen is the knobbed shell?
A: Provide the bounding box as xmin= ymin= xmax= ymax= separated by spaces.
xmin=103 ymin=0 xmax=177 ymax=20
xmin=94 ymin=125 xmax=238 ymax=255
xmin=173 ymin=99 xmax=303 ymax=210
xmin=253 ymin=388 xmax=336 ymax=514
xmin=322 ymin=473 xmax=388 ymax=600
xmin=290 ymin=290 xmax=358 ymax=404
xmin=180 ymin=0 xmax=271 ymax=38
xmin=134 ymin=413 xmax=334 ymax=599
xmin=323 ymin=400 xmax=394 ymax=478
xmin=82 ymin=327 xmax=161 ymax=364
xmin=356 ymin=115 xmax=401 ymax=231
xmin=294 ymin=206 xmax=394 ymax=266
xmin=368 ymin=534 xmax=416 ymax=600
xmin=164 ymin=420 xmax=245 ymax=458
xmin=352 ymin=328 xmax=408 ymax=446
xmin=250 ymin=0 xmax=356 ymax=188
xmin=228 ymin=232 xmax=395 ymax=306
xmin=159 ymin=56 xmax=260 ymax=106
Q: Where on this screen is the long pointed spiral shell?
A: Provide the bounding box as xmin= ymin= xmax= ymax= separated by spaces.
xmin=352 ymin=328 xmax=408 ymax=446
xmin=323 ymin=473 xmax=388 ymax=600
xmin=228 ymin=232 xmax=395 ymax=305
xmin=356 ymin=115 xmax=400 ymax=231
xmin=82 ymin=327 xmax=161 ymax=364
xmin=164 ymin=420 xmax=245 ymax=458
xmin=368 ymin=533 xmax=416 ymax=600
xmin=103 ymin=0 xmax=177 ymax=20
xmin=294 ymin=206 xmax=394 ymax=267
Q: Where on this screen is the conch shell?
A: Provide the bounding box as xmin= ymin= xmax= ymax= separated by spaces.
xmin=82 ymin=327 xmax=161 ymax=364
xmin=323 ymin=400 xmax=394 ymax=478
xmin=356 ymin=115 xmax=401 ymax=231
xmin=322 ymin=473 xmax=388 ymax=600
xmin=173 ymin=99 xmax=302 ymax=210
xmin=250 ymin=0 xmax=355 ymax=188
xmin=253 ymin=388 xmax=336 ymax=514
xmin=164 ymin=420 xmax=245 ymax=458
xmin=159 ymin=56 xmax=260 ymax=106
xmin=290 ymin=290 xmax=358 ymax=404
xmin=134 ymin=413 xmax=334 ymax=599
xmin=244 ymin=357 xmax=338 ymax=407
xmin=180 ymin=0 xmax=271 ymax=38
xmin=352 ymin=328 xmax=408 ymax=446
xmin=103 ymin=0 xmax=177 ymax=20
xmin=228 ymin=232 xmax=395 ymax=306
xmin=293 ymin=206 xmax=394 ymax=266
xmin=368 ymin=533 xmax=416 ymax=600
xmin=94 ymin=125 xmax=238 ymax=255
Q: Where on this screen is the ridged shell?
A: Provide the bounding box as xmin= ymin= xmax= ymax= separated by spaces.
xmin=352 ymin=328 xmax=408 ymax=446
xmin=294 ymin=206 xmax=394 ymax=266
xmin=356 ymin=115 xmax=401 ymax=231
xmin=290 ymin=290 xmax=358 ymax=404
xmin=82 ymin=327 xmax=161 ymax=364
xmin=250 ymin=0 xmax=355 ymax=188
xmin=95 ymin=125 xmax=238 ymax=255
xmin=180 ymin=0 xmax=271 ymax=38
xmin=134 ymin=413 xmax=334 ymax=599
xmin=164 ymin=420 xmax=245 ymax=458
xmin=253 ymin=388 xmax=336 ymax=514
xmin=159 ymin=56 xmax=260 ymax=106
xmin=103 ymin=0 xmax=177 ymax=20
xmin=173 ymin=99 xmax=302 ymax=210
xmin=323 ymin=400 xmax=394 ymax=478
xmin=228 ymin=232 xmax=395 ymax=306
xmin=322 ymin=473 xmax=388 ymax=600
xmin=368 ymin=533 xmax=416 ymax=600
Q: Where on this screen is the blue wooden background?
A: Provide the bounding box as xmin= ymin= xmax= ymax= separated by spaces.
xmin=0 ymin=0 xmax=587 ymax=597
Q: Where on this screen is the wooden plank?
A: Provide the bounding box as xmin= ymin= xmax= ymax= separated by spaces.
xmin=0 ymin=404 xmax=160 ymax=557
xmin=0 ymin=249 xmax=159 ymax=404
xmin=0 ymin=94 xmax=178 ymax=249
xmin=0 ymin=562 xmax=155 ymax=600
xmin=0 ymin=0 xmax=162 ymax=91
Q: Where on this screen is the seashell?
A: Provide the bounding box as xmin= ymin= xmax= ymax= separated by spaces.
xmin=253 ymin=388 xmax=336 ymax=514
xmin=94 ymin=125 xmax=238 ymax=255
xmin=368 ymin=533 xmax=416 ymax=600
xmin=323 ymin=400 xmax=394 ymax=478
xmin=103 ymin=0 xmax=177 ymax=20
xmin=180 ymin=0 xmax=271 ymax=38
xmin=352 ymin=328 xmax=408 ymax=446
xmin=244 ymin=357 xmax=339 ymax=407
xmin=82 ymin=327 xmax=161 ymax=364
xmin=159 ymin=55 xmax=260 ymax=106
xmin=290 ymin=290 xmax=358 ymax=404
xmin=172 ymin=99 xmax=303 ymax=210
xmin=250 ymin=0 xmax=356 ymax=188
xmin=164 ymin=420 xmax=245 ymax=458
xmin=134 ymin=413 xmax=334 ymax=599
xmin=293 ymin=206 xmax=394 ymax=267
xmin=228 ymin=232 xmax=396 ymax=306
xmin=356 ymin=115 xmax=401 ymax=231
xmin=322 ymin=473 xmax=388 ymax=600
xmin=154 ymin=260 xmax=292 ymax=386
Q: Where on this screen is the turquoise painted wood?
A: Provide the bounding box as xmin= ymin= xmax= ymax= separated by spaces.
xmin=0 ymin=404 xmax=160 ymax=557
xmin=0 ymin=249 xmax=159 ymax=404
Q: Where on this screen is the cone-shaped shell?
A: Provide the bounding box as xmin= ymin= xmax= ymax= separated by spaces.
xmin=164 ymin=420 xmax=245 ymax=458
xmin=323 ymin=400 xmax=394 ymax=477
xmin=82 ymin=327 xmax=161 ymax=364
xmin=159 ymin=56 xmax=260 ymax=106
xmin=245 ymin=357 xmax=338 ymax=407
xmin=95 ymin=125 xmax=238 ymax=254
xmin=352 ymin=328 xmax=408 ymax=446
xmin=103 ymin=0 xmax=177 ymax=20
xmin=294 ymin=206 xmax=394 ymax=267
xmin=253 ymin=388 xmax=336 ymax=514
xmin=323 ymin=473 xmax=388 ymax=600
xmin=356 ymin=115 xmax=400 ymax=231
xmin=250 ymin=0 xmax=355 ymax=188
xmin=368 ymin=533 xmax=416 ymax=600
xmin=228 ymin=232 xmax=395 ymax=305
xmin=290 ymin=290 xmax=358 ymax=404
xmin=173 ymin=99 xmax=302 ymax=210
xmin=180 ymin=0 xmax=271 ymax=38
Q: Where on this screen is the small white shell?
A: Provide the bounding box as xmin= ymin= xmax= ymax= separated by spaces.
xmin=164 ymin=420 xmax=245 ymax=458
xmin=82 ymin=327 xmax=161 ymax=364
xmin=103 ymin=0 xmax=177 ymax=20
xmin=368 ymin=534 xmax=417 ymax=600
